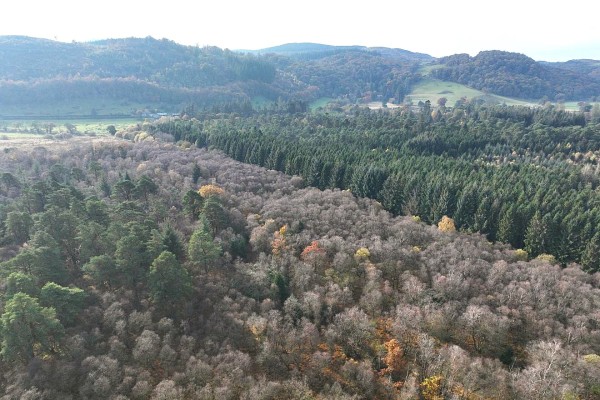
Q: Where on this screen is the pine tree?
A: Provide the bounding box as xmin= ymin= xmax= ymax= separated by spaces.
xmin=524 ymin=212 xmax=548 ymax=257
xmin=380 ymin=173 xmax=404 ymax=215
xmin=0 ymin=293 xmax=64 ymax=363
xmin=188 ymin=222 xmax=221 ymax=274
xmin=148 ymin=251 xmax=192 ymax=315
xmin=453 ymin=186 xmax=478 ymax=230
xmin=581 ymin=232 xmax=600 ymax=273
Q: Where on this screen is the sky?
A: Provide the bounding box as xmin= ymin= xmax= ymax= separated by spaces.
xmin=2 ymin=0 xmax=600 ymax=61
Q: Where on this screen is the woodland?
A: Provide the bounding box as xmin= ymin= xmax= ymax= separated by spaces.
xmin=0 ymin=101 xmax=599 ymax=399
xmin=2 ymin=35 xmax=600 ymax=399
xmin=2 ymin=36 xmax=600 ymax=117
xmin=153 ymin=102 xmax=600 ymax=268
xmin=432 ymin=51 xmax=600 ymax=100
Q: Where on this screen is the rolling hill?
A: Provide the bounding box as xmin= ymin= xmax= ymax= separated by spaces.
xmin=0 ymin=36 xmax=599 ymax=117
xmin=430 ymin=51 xmax=600 ymax=101
xmin=244 ymin=42 xmax=432 ymax=62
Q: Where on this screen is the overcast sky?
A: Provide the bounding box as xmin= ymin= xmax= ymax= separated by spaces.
xmin=2 ymin=0 xmax=599 ymax=61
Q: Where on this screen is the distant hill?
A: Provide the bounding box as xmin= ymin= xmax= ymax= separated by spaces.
xmin=430 ymin=50 xmax=600 ymax=101
xmin=0 ymin=36 xmax=277 ymax=85
xmin=243 ymin=42 xmax=432 ymax=62
xmin=1 ymin=36 xmax=599 ymax=117
xmin=0 ymin=37 xmax=429 ymax=116
xmin=0 ymin=36 xmax=292 ymax=116
xmin=248 ymin=43 xmax=432 ymax=103
xmin=241 ymin=42 xmax=359 ymax=56
xmin=543 ymin=59 xmax=600 ymax=81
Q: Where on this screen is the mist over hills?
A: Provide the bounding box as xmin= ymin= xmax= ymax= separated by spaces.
xmin=0 ymin=36 xmax=599 ymax=117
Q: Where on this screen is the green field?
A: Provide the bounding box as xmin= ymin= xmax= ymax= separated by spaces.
xmin=407 ymin=78 xmax=537 ymax=107
xmin=309 ymin=97 xmax=334 ymax=111
xmin=418 ymin=63 xmax=445 ymax=74
xmin=0 ymin=118 xmax=142 ymax=136
xmin=562 ymin=101 xmax=600 ymax=111
xmin=0 ymin=132 xmax=43 ymax=139
xmin=251 ymin=96 xmax=274 ymax=109
xmin=0 ymin=97 xmax=179 ymax=119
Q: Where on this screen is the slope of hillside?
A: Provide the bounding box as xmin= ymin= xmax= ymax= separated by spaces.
xmin=0 ymin=36 xmax=276 ymax=85
xmin=246 ymin=42 xmax=433 ymax=62
xmin=544 ymin=59 xmax=600 ymax=80
xmin=0 ymin=36 xmax=290 ymax=116
xmin=406 ymin=77 xmax=536 ymax=106
xmin=431 ymin=50 xmax=600 ymax=101
xmin=1 ymin=36 xmax=600 ymax=117
xmin=0 ymin=36 xmax=428 ymax=116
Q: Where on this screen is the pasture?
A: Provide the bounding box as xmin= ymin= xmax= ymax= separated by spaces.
xmin=406 ymin=78 xmax=537 ymax=107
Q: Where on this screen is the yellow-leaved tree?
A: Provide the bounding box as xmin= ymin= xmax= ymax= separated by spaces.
xmin=354 ymin=247 xmax=371 ymax=261
xmin=437 ymin=216 xmax=456 ymax=232
xmin=198 ymin=184 xmax=224 ymax=198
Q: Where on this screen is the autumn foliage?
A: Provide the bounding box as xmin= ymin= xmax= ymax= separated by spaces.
xmin=271 ymin=225 xmax=288 ymax=256
xmin=0 ymin=134 xmax=599 ymax=399
xmin=437 ymin=215 xmax=456 ymax=232
xmin=198 ymin=184 xmax=224 ymax=198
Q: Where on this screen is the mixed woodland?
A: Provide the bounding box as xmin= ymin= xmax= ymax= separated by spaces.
xmin=152 ymin=103 xmax=600 ymax=269
xmin=0 ymin=103 xmax=599 ymax=398
xmin=431 ymin=51 xmax=600 ymax=100
xmin=2 ymin=36 xmax=600 ymax=116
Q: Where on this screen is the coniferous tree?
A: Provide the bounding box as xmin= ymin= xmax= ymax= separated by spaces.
xmin=453 ymin=186 xmax=478 ymax=230
xmin=524 ymin=212 xmax=548 ymax=257
xmin=162 ymin=226 xmax=185 ymax=262
xmin=188 ymin=220 xmax=221 ymax=274
xmin=202 ymin=196 xmax=227 ymax=235
xmin=148 ymin=251 xmax=192 ymax=315
xmin=182 ymin=190 xmax=203 ymax=220
xmin=82 ymin=254 xmax=118 ymax=289
xmin=192 ymin=163 xmax=202 ymax=184
xmin=581 ymin=232 xmax=600 ymax=273
xmin=114 ymin=233 xmax=149 ymax=290
xmin=5 ymin=211 xmax=33 ymax=244
xmin=40 ymin=282 xmax=86 ymax=326
xmin=380 ymin=173 xmax=404 ymax=216
xmin=5 ymin=272 xmax=38 ymax=298
xmin=0 ymin=293 xmax=63 ymax=363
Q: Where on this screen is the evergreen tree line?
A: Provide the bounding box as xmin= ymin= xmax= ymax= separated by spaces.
xmin=155 ymin=104 xmax=600 ymax=269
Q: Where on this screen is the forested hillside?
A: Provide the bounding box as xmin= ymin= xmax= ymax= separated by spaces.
xmin=431 ymin=51 xmax=600 ymax=100
xmin=245 ymin=43 xmax=432 ymax=62
xmin=0 ymin=36 xmax=289 ymax=114
xmin=545 ymin=59 xmax=600 ymax=81
xmin=149 ymin=103 xmax=600 ymax=268
xmin=0 ymin=37 xmax=424 ymax=115
xmin=0 ymin=137 xmax=598 ymax=399
xmin=2 ymin=36 xmax=599 ymax=117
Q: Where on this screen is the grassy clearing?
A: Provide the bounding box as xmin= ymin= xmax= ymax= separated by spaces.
xmin=562 ymin=101 xmax=600 ymax=111
xmin=0 ymin=118 xmax=142 ymax=136
xmin=0 ymin=98 xmax=178 ymax=118
xmin=0 ymin=132 xmax=42 ymax=139
xmin=251 ymin=96 xmax=274 ymax=109
xmin=310 ymin=97 xmax=334 ymax=111
xmin=418 ymin=63 xmax=444 ymax=74
xmin=407 ymin=78 xmax=536 ymax=107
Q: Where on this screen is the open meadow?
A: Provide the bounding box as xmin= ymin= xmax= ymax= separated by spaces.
xmin=406 ymin=77 xmax=537 ymax=107
xmin=0 ymin=118 xmax=141 ymax=137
